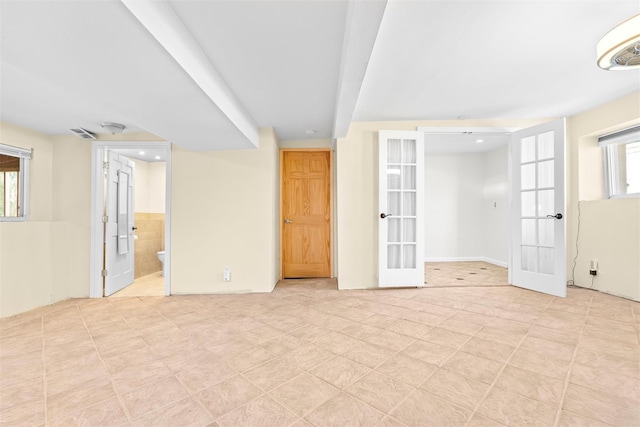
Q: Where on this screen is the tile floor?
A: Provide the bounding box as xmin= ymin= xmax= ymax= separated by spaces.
xmin=1 ymin=276 xmax=639 ymax=426
xmin=424 ymin=262 xmax=508 ymax=288
xmin=111 ymin=272 xmax=165 ymax=298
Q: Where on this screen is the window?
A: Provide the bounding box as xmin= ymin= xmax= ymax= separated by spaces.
xmin=0 ymin=144 xmax=32 ymax=221
xmin=600 ymin=126 xmax=640 ymax=198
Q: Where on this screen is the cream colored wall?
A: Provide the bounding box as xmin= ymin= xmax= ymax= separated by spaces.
xmin=567 ymin=91 xmax=640 ymax=301
xmin=0 ymin=122 xmax=165 ymax=317
xmin=279 ymin=138 xmax=334 ymax=149
xmin=0 ymin=123 xmax=55 ymax=316
xmin=0 ymin=123 xmax=93 ymax=316
xmin=336 ymin=119 xmax=547 ymax=290
xmin=171 ymin=127 xmax=280 ymax=294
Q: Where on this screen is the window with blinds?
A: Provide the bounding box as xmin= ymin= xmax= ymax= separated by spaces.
xmin=0 ymin=144 xmax=32 ymax=220
xmin=599 ymin=126 xmax=640 ymax=198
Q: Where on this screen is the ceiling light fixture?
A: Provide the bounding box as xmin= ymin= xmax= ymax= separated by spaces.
xmin=100 ymin=122 xmax=126 ymax=134
xmin=155 ymin=156 xmax=161 ymax=160
xmin=597 ymin=14 xmax=640 ymax=70
xmin=305 ymin=129 xmax=317 ymax=135
xmin=139 ymin=151 xmax=145 ymax=155
xmin=476 ymin=139 xmax=484 ymax=143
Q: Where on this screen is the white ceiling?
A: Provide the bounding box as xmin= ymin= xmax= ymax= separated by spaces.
xmin=425 ymin=133 xmax=509 ymax=154
xmin=114 ymin=148 xmax=167 ymax=163
xmin=1 ymin=0 xmax=639 ymax=152
xmin=354 ymin=0 xmax=640 ymax=122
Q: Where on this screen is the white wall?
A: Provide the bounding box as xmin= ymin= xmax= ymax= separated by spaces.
xmin=133 ymin=159 xmax=150 ymax=212
xmin=424 ymin=146 xmax=508 ymax=266
xmin=482 ymin=145 xmax=509 ymax=265
xmin=148 ymin=162 xmax=166 ymax=213
xmin=424 ymin=152 xmax=485 ymax=259
xmin=131 ymin=158 xmax=166 ymax=213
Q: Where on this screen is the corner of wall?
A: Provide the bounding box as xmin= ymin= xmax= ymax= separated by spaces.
xmin=567 ymin=91 xmax=640 ymax=302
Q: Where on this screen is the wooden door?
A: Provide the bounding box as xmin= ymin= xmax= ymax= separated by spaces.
xmin=282 ymin=150 xmax=331 ymax=278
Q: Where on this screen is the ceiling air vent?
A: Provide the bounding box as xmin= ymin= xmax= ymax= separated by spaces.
xmin=69 ymin=128 xmax=97 ymax=139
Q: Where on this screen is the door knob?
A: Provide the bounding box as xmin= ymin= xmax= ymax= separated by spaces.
xmin=380 ymin=213 xmax=393 ymax=219
xmin=284 ymin=218 xmax=292 ymax=224
xmin=546 ymin=213 xmax=563 ymax=220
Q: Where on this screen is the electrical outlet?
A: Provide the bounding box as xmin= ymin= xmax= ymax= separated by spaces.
xmin=589 ymin=260 xmax=598 ymax=276
xmin=223 ymin=266 xmax=231 ymax=282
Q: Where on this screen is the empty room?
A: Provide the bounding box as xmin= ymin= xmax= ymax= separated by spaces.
xmin=1 ymin=1 xmax=639 ymax=426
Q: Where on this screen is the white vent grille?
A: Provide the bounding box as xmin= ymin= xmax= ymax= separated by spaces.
xmin=69 ymin=128 xmax=97 ymax=139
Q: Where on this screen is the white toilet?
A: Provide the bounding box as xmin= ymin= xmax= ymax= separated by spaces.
xmin=157 ymin=251 xmax=165 ymax=276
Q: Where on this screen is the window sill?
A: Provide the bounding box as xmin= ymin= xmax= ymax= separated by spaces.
xmin=0 ymin=217 xmax=27 ymax=222
xmin=608 ymin=193 xmax=640 ymax=199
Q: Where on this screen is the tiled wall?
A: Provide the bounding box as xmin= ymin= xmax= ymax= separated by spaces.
xmin=134 ymin=212 xmax=164 ymax=278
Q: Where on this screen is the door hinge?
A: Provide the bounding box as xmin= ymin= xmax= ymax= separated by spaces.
xmin=102 ymin=215 xmax=108 ymax=223
xmin=103 ymin=161 xmax=109 ymax=170
xmin=101 ymin=269 xmax=108 ymax=277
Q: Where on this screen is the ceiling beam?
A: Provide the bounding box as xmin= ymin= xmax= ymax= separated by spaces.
xmin=121 ymin=0 xmax=259 ymax=148
xmin=332 ymin=0 xmax=387 ymax=139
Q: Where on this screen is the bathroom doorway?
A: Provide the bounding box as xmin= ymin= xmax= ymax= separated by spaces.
xmin=89 ymin=141 xmax=172 ymax=298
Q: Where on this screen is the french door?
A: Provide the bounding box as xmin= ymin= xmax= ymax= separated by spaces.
xmin=511 ymin=119 xmax=566 ymax=297
xmin=378 ymin=131 xmax=425 ymax=287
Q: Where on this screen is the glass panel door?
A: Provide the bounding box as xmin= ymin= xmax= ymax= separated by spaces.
xmin=379 ymin=131 xmax=424 ymax=287
xmin=511 ymin=119 xmax=566 ymax=297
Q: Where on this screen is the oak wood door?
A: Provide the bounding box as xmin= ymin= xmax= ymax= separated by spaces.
xmin=282 ymin=150 xmax=331 ymax=278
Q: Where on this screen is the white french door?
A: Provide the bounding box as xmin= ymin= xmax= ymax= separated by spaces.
xmin=511 ymin=119 xmax=566 ymax=297
xmin=378 ymin=130 xmax=425 ymax=287
xmin=104 ymin=151 xmax=135 ymax=296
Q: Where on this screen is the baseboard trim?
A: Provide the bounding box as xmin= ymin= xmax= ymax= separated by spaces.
xmin=425 ymin=257 xmax=508 ymax=268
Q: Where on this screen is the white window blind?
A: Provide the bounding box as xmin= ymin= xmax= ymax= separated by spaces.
xmin=598 ymin=126 xmax=640 ymax=147
xmin=0 ymin=144 xmax=32 ymax=159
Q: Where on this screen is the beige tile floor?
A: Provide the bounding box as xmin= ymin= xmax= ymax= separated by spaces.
xmin=425 ymin=262 xmax=508 ymax=288
xmin=110 ymin=272 xmax=165 ymax=298
xmin=1 ymin=276 xmax=639 ymax=426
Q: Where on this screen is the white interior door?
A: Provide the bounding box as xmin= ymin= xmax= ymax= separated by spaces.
xmin=379 ymin=130 xmax=425 ymax=287
xmin=511 ymin=119 xmax=566 ymax=297
xmin=105 ymin=151 xmax=135 ymax=296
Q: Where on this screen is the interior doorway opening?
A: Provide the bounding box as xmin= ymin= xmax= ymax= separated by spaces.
xmin=90 ymin=141 xmax=172 ymax=298
xmin=420 ymin=127 xmax=516 ymax=288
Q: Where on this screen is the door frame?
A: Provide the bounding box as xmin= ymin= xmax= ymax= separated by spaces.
xmin=418 ymin=126 xmax=521 ymax=284
xmin=279 ymin=148 xmax=334 ymax=279
xmin=89 ymin=141 xmax=172 ymax=298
